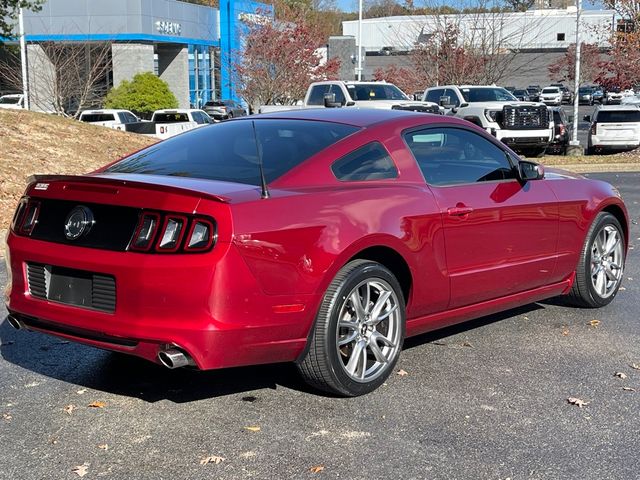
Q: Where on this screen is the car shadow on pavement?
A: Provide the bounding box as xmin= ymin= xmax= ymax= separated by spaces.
xmin=0 ymin=302 xmax=545 ymax=403
xmin=0 ymin=320 xmax=315 ymax=402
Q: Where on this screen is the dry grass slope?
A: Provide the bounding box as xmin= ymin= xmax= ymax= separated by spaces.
xmin=0 ymin=110 xmax=156 ymax=231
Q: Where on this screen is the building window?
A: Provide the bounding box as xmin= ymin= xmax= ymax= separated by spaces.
xmin=557 ymin=33 xmax=565 ymax=41
xmin=189 ymin=45 xmax=215 ymax=108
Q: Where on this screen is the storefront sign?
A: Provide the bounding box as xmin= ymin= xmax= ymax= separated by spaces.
xmin=156 ymin=21 xmax=182 ymax=36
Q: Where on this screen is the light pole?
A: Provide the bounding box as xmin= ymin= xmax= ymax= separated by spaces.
xmin=570 ymin=0 xmax=582 ymax=149
xmin=357 ymin=0 xmax=363 ymax=81
xmin=19 ymin=7 xmax=30 ymax=110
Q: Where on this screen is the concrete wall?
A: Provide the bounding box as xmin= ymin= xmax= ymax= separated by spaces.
xmin=328 ymin=36 xmax=357 ymax=81
xmin=26 ymin=44 xmax=56 ymax=112
xmin=158 ymin=45 xmax=189 ymax=108
xmin=361 ymin=51 xmax=569 ymax=89
xmin=111 ymin=43 xmax=155 ymax=88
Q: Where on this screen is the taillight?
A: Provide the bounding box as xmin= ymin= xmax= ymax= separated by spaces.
xmin=559 ymin=124 xmax=566 ymax=136
xmin=590 ymin=122 xmax=597 ymax=135
xmin=156 ymin=215 xmax=187 ymax=252
xmin=12 ymin=199 xmax=41 ymax=235
xmin=129 ymin=212 xmax=160 ymax=252
xmin=184 ymin=219 xmax=215 ymax=252
xmin=11 ymin=198 xmax=28 ymax=231
xmin=130 ymin=211 xmax=216 ymax=254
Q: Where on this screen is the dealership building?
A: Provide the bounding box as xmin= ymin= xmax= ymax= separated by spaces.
xmin=5 ymin=0 xmax=268 ymax=112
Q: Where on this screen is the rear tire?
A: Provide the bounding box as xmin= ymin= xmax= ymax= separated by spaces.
xmin=297 ymin=260 xmax=406 ymax=396
xmin=565 ymin=212 xmax=625 ymax=308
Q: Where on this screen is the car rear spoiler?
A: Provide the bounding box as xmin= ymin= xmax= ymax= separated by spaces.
xmin=26 ymin=174 xmax=231 ymax=203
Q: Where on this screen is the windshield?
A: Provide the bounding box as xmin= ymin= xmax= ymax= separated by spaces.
xmin=596 ymin=110 xmax=640 ymax=123
xmin=0 ymin=96 xmax=20 ymax=104
xmin=513 ymin=90 xmax=528 ymax=95
xmin=347 ymin=84 xmax=409 ymax=101
xmin=105 ymin=119 xmax=359 ymax=185
xmin=579 ymin=88 xmax=593 ymax=94
xmin=542 ymin=88 xmax=559 ymax=93
xmin=459 ymin=87 xmax=517 ymax=102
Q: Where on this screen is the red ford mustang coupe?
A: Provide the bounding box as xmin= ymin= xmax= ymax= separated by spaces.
xmin=4 ymin=109 xmax=628 ymax=396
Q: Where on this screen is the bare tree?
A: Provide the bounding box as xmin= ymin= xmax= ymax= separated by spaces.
xmin=366 ymin=1 xmax=560 ymax=86
xmin=0 ymin=41 xmax=112 ymax=116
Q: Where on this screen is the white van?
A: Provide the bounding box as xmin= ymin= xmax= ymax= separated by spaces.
xmin=585 ymin=105 xmax=640 ymax=154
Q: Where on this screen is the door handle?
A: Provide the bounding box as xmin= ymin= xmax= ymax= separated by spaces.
xmin=447 ymin=206 xmax=474 ymax=216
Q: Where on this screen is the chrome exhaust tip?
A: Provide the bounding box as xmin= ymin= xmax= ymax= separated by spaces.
xmin=6 ymin=314 xmax=24 ymax=330
xmin=158 ymin=348 xmax=195 ymax=369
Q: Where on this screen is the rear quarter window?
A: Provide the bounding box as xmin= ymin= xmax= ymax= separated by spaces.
xmin=81 ymin=113 xmax=115 ymax=123
xmin=331 ymin=142 xmax=398 ymax=181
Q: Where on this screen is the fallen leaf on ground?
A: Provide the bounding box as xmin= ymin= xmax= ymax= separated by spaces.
xmin=462 ymin=341 xmax=473 ymax=348
xmin=244 ymin=426 xmax=261 ymax=432
xmin=310 ymin=466 xmax=325 ymax=473
xmin=588 ymin=320 xmax=601 ymax=328
xmin=72 ymin=464 xmax=89 ymax=477
xmin=64 ymin=405 xmax=76 ymax=415
xmin=88 ymin=401 xmax=106 ymax=408
xmin=567 ymin=397 xmax=590 ymax=407
xmin=615 ymin=372 xmax=628 ymax=379
xmin=397 ymin=369 xmax=408 ymax=376
xmin=561 ymin=326 xmax=570 ymax=336
xmin=619 ymin=287 xmax=626 ymax=291
xmin=97 ymin=444 xmax=109 ymax=450
xmin=631 ymin=364 xmax=640 ymax=370
xmin=200 ymin=455 xmax=225 ymax=465
xmin=622 ymin=387 xmax=636 ymax=392
xmin=3 ymin=413 xmax=12 ymax=421
xmin=77 ymin=389 xmax=87 ymax=395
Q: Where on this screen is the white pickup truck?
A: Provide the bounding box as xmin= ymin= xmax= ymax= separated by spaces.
xmin=0 ymin=94 xmax=25 ymax=110
xmin=423 ymin=85 xmax=553 ymax=157
xmin=259 ymin=81 xmax=441 ymax=115
xmin=79 ymin=109 xmax=141 ymax=131
xmin=124 ymin=109 xmax=214 ymax=139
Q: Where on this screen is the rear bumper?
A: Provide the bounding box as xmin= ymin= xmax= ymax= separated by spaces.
xmin=4 ymin=232 xmax=316 ymax=370
xmin=590 ymin=136 xmax=640 ymax=149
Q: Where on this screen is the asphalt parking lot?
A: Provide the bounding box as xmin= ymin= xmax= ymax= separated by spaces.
xmin=1 ymin=172 xmax=639 ymax=480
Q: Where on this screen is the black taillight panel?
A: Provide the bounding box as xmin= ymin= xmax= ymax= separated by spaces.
xmin=129 ymin=211 xmax=216 ymax=254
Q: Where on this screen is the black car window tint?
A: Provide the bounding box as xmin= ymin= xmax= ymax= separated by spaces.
xmin=332 ymin=142 xmax=398 ymax=181
xmin=405 ymin=127 xmax=517 ymax=186
xmin=106 ymin=120 xmax=359 ymax=185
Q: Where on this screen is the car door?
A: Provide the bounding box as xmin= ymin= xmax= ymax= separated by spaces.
xmin=404 ymin=126 xmax=559 ymax=308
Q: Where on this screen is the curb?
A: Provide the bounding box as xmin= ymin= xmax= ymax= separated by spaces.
xmin=544 ymin=163 xmax=640 ymax=173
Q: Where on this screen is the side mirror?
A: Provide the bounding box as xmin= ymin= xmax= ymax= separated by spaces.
xmin=439 ymin=96 xmax=451 ymax=107
xmin=583 ymin=115 xmax=591 ymax=122
xmin=323 ymin=93 xmax=342 ymax=108
xmin=518 ymin=160 xmax=544 ymax=182
xmin=345 ymin=100 xmax=355 ymax=107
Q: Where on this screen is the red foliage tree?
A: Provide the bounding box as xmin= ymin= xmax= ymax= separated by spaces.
xmin=233 ymin=20 xmax=340 ymax=112
xmin=547 ymin=43 xmax=602 ymax=85
xmin=595 ymin=32 xmax=640 ymax=89
xmin=373 ymin=64 xmax=427 ymax=97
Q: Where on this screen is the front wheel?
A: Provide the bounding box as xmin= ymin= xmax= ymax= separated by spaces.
xmin=297 ymin=260 xmax=406 ymax=396
xmin=566 ymin=212 xmax=625 ymax=307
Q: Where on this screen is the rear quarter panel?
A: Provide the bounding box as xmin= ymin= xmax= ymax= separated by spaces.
xmin=544 ymin=170 xmax=629 ymax=280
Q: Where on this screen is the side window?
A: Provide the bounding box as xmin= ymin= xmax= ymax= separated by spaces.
xmin=307 ymin=85 xmax=330 ymax=106
xmin=331 ymin=142 xmax=398 ymax=182
xmin=404 ymin=128 xmax=516 ymax=186
xmin=328 ymin=85 xmax=346 ymax=105
xmin=442 ymin=89 xmax=460 ymax=107
xmin=425 ymin=88 xmax=444 ymax=104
